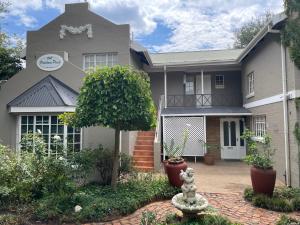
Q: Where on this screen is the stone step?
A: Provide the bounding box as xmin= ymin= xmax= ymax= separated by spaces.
xmin=133 ymin=150 xmax=153 ymax=156
xmin=133 ymin=160 xmax=154 ymax=167
xmin=136 ymin=140 xmax=154 ymax=145
xmin=133 ymin=165 xmax=154 ymax=172
xmin=134 ymin=145 xmax=153 ymax=150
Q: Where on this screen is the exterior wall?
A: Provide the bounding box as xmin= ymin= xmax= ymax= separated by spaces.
xmin=206 ymin=116 xmax=221 ymax=159
xmin=0 ymin=3 xmax=132 ymax=152
xmin=26 ymin=3 xmax=130 ymax=69
xmin=242 ymin=34 xmax=282 ymax=104
xmin=149 ymin=70 xmax=242 ymax=107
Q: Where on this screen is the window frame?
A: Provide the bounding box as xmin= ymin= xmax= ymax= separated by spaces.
xmin=17 ymin=115 xmax=83 ymax=157
xmin=252 ymin=115 xmax=266 ymax=142
xmin=215 ymin=75 xmax=224 ymax=89
xmin=247 ymin=72 xmax=254 ymax=98
xmin=83 ymin=52 xmax=118 ymax=70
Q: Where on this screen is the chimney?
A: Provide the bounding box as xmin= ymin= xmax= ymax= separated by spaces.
xmin=65 ymin=2 xmax=89 ymax=13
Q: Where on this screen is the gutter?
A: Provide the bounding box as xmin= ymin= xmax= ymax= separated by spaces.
xmin=281 ymin=38 xmax=291 ymax=186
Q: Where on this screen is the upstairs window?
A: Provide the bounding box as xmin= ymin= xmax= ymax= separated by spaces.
xmin=247 ymin=72 xmax=254 ymax=97
xmin=252 ymin=115 xmax=266 ymax=140
xmin=83 ymin=53 xmax=118 ymax=70
xmin=185 ymin=76 xmax=194 ymax=95
xmin=215 ymin=75 xmax=224 ymax=89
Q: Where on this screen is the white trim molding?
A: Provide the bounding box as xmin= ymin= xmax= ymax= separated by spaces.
xmin=162 ymin=112 xmax=252 ymax=117
xmin=244 ymin=90 xmax=300 ymax=109
xmin=60 ymin=24 xmax=93 ymax=39
xmin=9 ymin=106 xmax=76 ymax=113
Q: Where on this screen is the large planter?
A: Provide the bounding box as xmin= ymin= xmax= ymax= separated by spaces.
xmin=251 ymin=166 xmax=276 ymax=196
xmin=204 ymin=154 xmax=215 ymax=165
xmin=165 ymin=160 xmax=187 ymax=187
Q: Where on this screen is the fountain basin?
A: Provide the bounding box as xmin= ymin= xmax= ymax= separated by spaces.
xmin=172 ymin=193 xmax=208 ymax=214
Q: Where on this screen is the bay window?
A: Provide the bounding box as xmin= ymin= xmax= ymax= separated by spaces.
xmin=19 ymin=115 xmax=82 ymax=157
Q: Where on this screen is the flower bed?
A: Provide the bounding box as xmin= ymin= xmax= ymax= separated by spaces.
xmin=244 ymin=187 xmax=300 ymax=212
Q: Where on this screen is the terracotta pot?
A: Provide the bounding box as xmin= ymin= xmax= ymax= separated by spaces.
xmin=204 ymin=154 xmax=215 ymax=165
xmin=251 ymin=166 xmax=276 ymax=197
xmin=163 ymin=160 xmax=168 ymax=173
xmin=165 ymin=160 xmax=187 ymax=187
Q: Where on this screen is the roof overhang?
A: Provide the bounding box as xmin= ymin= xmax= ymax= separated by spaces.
xmin=9 ymin=106 xmax=76 ymax=113
xmin=130 ymin=41 xmax=153 ymax=66
xmin=238 ymin=12 xmax=287 ymax=62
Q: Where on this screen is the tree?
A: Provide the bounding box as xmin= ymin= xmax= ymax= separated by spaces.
xmin=282 ymin=0 xmax=300 ymax=69
xmin=234 ymin=12 xmax=273 ymax=49
xmin=0 ymin=1 xmax=23 ymax=80
xmin=60 ymin=66 xmax=156 ymax=189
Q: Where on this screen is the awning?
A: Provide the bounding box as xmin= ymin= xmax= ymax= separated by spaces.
xmin=8 ymin=75 xmax=78 ymax=113
xmin=161 ymin=106 xmax=252 ymax=116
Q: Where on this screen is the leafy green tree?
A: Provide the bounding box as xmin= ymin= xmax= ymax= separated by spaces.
xmin=282 ymin=0 xmax=300 ymax=69
xmin=60 ymin=66 xmax=156 ymax=189
xmin=0 ymin=1 xmax=23 ymax=80
xmin=234 ymin=12 xmax=273 ymax=49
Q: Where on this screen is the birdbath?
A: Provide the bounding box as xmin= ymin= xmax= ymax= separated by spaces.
xmin=172 ymin=167 xmax=208 ymax=220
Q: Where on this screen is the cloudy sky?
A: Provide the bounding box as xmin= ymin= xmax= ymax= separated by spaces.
xmin=1 ymin=0 xmax=284 ymax=52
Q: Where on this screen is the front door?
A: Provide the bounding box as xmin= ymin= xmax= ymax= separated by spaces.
xmin=220 ymin=118 xmax=246 ymax=159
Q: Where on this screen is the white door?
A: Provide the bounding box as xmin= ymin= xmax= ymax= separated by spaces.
xmin=195 ymin=75 xmax=211 ymax=107
xmin=220 ymin=118 xmax=246 ymax=159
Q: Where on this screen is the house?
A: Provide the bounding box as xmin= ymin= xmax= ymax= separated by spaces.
xmin=0 ymin=2 xmax=299 ymax=187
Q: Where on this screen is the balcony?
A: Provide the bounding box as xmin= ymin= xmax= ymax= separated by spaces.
xmin=166 ymin=94 xmax=242 ymax=108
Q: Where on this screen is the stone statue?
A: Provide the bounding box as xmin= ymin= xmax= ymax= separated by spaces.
xmin=180 ymin=168 xmax=197 ymax=205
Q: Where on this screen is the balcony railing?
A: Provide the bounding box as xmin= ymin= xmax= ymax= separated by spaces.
xmin=166 ymin=94 xmax=241 ymax=107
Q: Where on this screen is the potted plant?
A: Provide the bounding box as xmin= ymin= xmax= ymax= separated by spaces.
xmin=203 ymin=143 xmax=219 ymax=165
xmin=242 ymin=129 xmax=276 ymax=196
xmin=163 ymin=130 xmax=188 ymax=187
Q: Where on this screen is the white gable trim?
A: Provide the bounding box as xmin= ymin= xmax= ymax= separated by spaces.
xmin=9 ymin=106 xmax=76 ymax=113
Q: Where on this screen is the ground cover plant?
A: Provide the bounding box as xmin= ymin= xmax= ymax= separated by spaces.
xmin=276 ymin=215 xmax=300 ymax=225
xmin=244 ymin=186 xmax=300 ymax=212
xmin=0 ymin=136 xmax=179 ymax=224
xmin=140 ymin=210 xmax=242 ymax=225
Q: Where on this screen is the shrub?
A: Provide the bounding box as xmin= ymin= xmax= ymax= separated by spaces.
xmin=73 ymin=146 xmax=133 ymax=185
xmin=244 ymin=187 xmax=300 ymax=212
xmin=276 ymin=215 xmax=300 ymax=225
xmin=34 ymin=174 xmax=179 ymax=223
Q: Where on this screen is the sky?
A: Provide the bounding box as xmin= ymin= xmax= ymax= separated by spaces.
xmin=1 ymin=0 xmax=284 ymax=53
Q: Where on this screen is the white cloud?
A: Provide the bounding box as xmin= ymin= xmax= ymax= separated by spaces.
xmin=5 ymin=0 xmax=284 ymax=51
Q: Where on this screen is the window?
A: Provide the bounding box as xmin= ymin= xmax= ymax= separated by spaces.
xmin=185 ymin=76 xmax=194 ymax=95
xmin=19 ymin=115 xmax=82 ymax=157
xmin=83 ymin=53 xmax=118 ymax=70
xmin=253 ymin=115 xmax=266 ymax=139
xmin=215 ymin=75 xmax=224 ymax=89
xmin=247 ymin=72 xmax=254 ymax=97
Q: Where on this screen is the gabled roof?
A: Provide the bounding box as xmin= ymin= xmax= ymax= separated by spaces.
xmin=150 ymin=49 xmax=244 ymax=66
xmin=8 ymin=75 xmax=78 ymax=108
xmin=130 ymin=41 xmax=153 ymax=66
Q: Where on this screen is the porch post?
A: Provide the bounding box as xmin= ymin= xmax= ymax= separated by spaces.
xmin=201 ymin=69 xmax=204 ymax=94
xmin=164 ymin=65 xmax=167 ymax=108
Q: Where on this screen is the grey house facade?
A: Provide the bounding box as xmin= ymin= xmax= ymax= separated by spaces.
xmin=1 ymin=3 xmax=300 ymax=186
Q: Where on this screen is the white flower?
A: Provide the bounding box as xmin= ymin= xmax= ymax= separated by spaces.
xmin=53 ymin=135 xmax=61 ymax=141
xmin=37 ymin=129 xmax=42 ymax=134
xmin=58 ymin=156 xmax=64 ymax=161
xmin=74 ymin=205 xmax=82 ymax=213
xmin=71 ymin=164 xmax=79 ymax=169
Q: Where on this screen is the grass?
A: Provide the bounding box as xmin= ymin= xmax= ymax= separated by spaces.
xmin=244 ymin=187 xmax=300 ymax=212
xmin=276 ymin=215 xmax=300 ymax=225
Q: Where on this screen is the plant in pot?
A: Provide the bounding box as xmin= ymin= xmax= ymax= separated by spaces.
xmin=242 ymin=129 xmax=276 ymax=197
xmin=203 ymin=142 xmax=219 ymax=165
xmin=163 ymin=130 xmax=188 ymax=187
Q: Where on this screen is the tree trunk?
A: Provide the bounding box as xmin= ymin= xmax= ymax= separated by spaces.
xmin=111 ymin=128 xmax=120 ymax=190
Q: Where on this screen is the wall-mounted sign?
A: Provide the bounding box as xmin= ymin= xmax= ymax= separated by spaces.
xmin=36 ymin=54 xmax=64 ymax=71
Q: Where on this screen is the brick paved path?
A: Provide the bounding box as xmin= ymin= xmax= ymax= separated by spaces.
xmin=85 ymin=193 xmax=300 ymax=225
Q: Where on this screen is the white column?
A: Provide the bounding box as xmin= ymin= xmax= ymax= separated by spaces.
xmin=164 ymin=65 xmax=167 ymax=108
xmin=201 ymin=69 xmax=204 ymax=94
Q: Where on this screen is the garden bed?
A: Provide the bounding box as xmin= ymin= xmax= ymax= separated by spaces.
xmin=244 ymin=187 xmax=300 ymax=212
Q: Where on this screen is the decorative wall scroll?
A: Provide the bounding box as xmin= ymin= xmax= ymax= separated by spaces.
xmin=59 ymin=24 xmax=93 ymax=39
